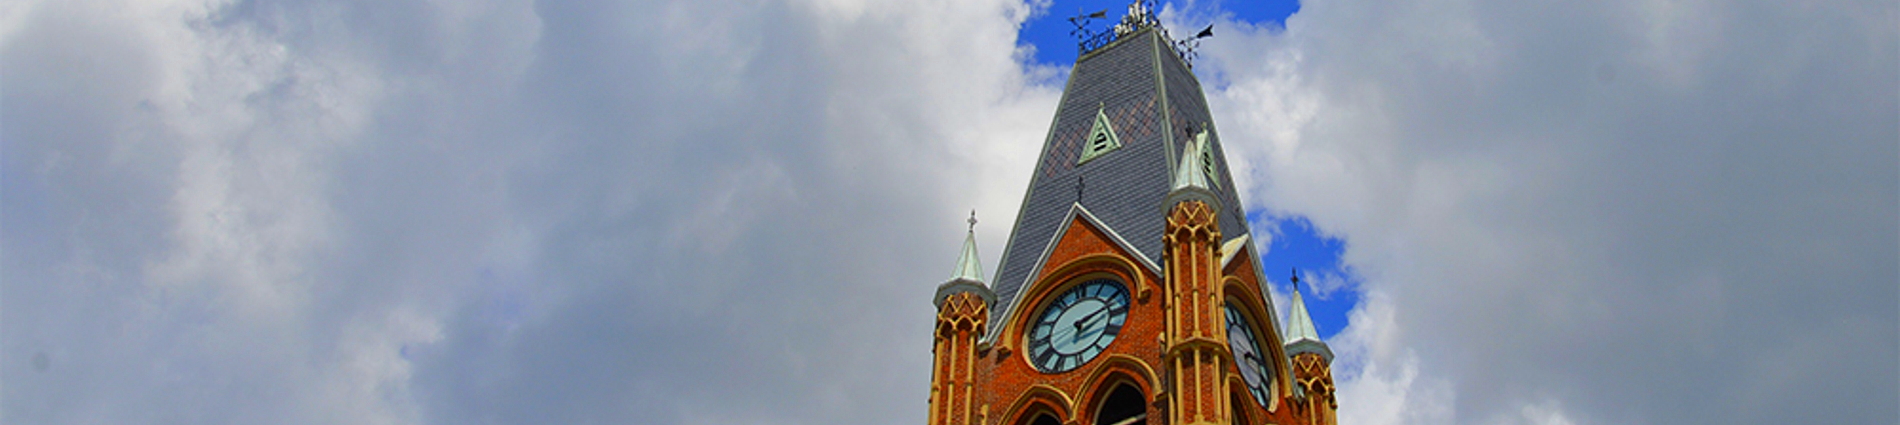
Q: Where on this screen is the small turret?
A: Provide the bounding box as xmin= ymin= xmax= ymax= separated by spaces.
xmin=935 ymin=211 xmax=995 ymax=309
xmin=928 ymin=212 xmax=993 ymax=425
xmin=1164 ymin=129 xmax=1221 ymax=211
xmin=1284 ymin=270 xmax=1338 ymax=425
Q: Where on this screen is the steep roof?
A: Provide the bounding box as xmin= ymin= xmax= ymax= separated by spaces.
xmin=951 ymin=224 xmax=984 ymax=283
xmin=1284 ymin=286 xmax=1321 ymax=343
xmin=1283 ymin=283 xmax=1334 ymax=362
xmin=987 ymin=26 xmax=1255 ymax=340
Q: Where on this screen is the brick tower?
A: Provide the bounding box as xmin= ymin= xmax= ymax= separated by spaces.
xmin=1283 ymin=276 xmax=1338 ymax=425
xmin=926 ymin=2 xmax=1338 ymax=424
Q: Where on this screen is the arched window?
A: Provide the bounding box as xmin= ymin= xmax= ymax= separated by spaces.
xmin=1023 ymin=412 xmax=1061 ymax=425
xmin=1094 ymin=383 xmax=1147 ymax=425
xmin=1230 ymin=390 xmax=1251 ymax=425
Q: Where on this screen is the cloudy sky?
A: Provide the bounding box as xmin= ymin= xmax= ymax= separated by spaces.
xmin=3 ymin=0 xmax=1894 ymax=424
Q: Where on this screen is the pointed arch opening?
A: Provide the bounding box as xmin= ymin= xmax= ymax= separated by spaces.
xmin=1093 ymin=383 xmax=1147 ymax=425
xmin=1230 ymin=389 xmax=1252 ymax=425
xmin=1021 ymin=412 xmax=1062 ymax=425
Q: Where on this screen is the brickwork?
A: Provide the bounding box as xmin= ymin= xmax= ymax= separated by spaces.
xmin=927 ymin=207 xmax=1341 ymax=424
xmin=932 ymin=292 xmax=990 ymax=425
xmin=1163 ymin=200 xmax=1227 ymax=425
xmin=1291 ymin=353 xmax=1338 ymax=425
xmin=976 ymin=215 xmax=1165 ymax=425
xmin=928 ymin=16 xmax=1337 ymax=425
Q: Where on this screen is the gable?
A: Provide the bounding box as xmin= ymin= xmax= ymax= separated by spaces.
xmin=1036 ymin=215 xmax=1142 ymax=285
xmin=987 ymin=204 xmax=1161 ymax=343
xmin=1077 ymin=105 xmax=1124 ymax=165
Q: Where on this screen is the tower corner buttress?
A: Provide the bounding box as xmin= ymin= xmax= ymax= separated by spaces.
xmin=1161 ymin=136 xmax=1231 ymax=425
xmin=931 ymin=222 xmax=993 ymax=425
xmin=1285 ymin=279 xmax=1338 ymax=425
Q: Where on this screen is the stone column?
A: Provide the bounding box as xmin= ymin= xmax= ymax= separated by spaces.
xmin=1163 ymin=199 xmax=1229 ymax=425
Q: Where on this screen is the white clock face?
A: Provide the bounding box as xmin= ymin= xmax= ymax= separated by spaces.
xmin=1027 ymin=279 xmax=1130 ymax=373
xmin=1226 ymin=302 xmax=1273 ymax=406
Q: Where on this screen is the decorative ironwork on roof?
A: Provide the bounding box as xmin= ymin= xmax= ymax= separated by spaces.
xmin=1068 ymin=0 xmax=1215 ymax=68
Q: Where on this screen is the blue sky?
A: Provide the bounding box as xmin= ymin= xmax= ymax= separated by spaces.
xmin=1017 ymin=0 xmax=1301 ymax=67
xmin=1017 ymin=0 xmax=1356 ymax=340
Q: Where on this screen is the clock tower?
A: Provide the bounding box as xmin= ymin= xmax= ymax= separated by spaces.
xmin=926 ymin=2 xmax=1339 ymax=424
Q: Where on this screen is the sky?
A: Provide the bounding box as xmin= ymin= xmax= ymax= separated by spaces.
xmin=1 ymin=0 xmax=1894 ymax=424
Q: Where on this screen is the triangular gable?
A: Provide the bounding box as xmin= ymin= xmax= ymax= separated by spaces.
xmin=1077 ymin=105 xmax=1124 ymax=165
xmin=984 ymin=203 xmax=1160 ymax=342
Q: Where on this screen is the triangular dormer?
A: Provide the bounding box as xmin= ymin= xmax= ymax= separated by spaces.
xmin=1077 ymin=105 xmax=1123 ymax=165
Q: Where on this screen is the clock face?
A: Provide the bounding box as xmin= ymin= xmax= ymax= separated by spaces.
xmin=1027 ymin=279 xmax=1131 ymax=373
xmin=1226 ymin=302 xmax=1273 ymax=406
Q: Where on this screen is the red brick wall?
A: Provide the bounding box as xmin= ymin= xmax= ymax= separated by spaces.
xmin=937 ymin=214 xmax=1334 ymax=425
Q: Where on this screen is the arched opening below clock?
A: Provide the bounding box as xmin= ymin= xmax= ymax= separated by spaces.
xmin=1022 ymin=412 xmax=1060 ymax=425
xmin=1094 ymin=383 xmax=1146 ymax=425
xmin=1230 ymin=390 xmax=1251 ymax=425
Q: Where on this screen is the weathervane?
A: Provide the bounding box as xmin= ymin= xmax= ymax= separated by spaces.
xmin=1067 ymin=1 xmax=1216 ymax=68
xmin=1067 ymin=6 xmax=1112 ymax=55
xmin=1172 ymin=23 xmax=1215 ymax=68
xmin=1067 ymin=8 xmax=1107 ymax=41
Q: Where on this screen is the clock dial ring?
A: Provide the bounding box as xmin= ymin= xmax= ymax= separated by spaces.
xmin=1226 ymin=301 xmax=1275 ymax=406
xmin=1026 ymin=278 xmax=1130 ymax=373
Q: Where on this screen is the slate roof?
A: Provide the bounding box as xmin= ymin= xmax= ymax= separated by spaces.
xmin=986 ymin=26 xmax=1256 ymax=340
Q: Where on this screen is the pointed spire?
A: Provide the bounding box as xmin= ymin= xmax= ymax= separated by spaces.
xmin=951 ymin=210 xmax=984 ymax=283
xmin=936 ymin=211 xmax=996 ymax=310
xmin=1285 ymin=270 xmax=1321 ymax=343
xmin=1283 ymin=268 xmax=1334 ymax=362
xmin=1171 ymin=130 xmax=1213 ymax=191
xmin=1164 ymin=129 xmax=1221 ymax=210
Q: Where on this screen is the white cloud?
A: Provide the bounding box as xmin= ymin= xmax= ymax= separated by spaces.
xmin=1199 ymin=0 xmax=1897 ymax=423
xmin=4 ymin=0 xmax=1892 ymax=424
xmin=5 ymin=0 xmax=1052 ymax=423
xmin=1331 ymin=292 xmax=1456 ymax=425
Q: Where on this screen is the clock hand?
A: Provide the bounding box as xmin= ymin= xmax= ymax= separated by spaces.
xmin=1072 ymin=305 xmax=1109 ymax=333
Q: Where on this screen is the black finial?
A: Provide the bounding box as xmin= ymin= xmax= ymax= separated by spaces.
xmin=1076 ymin=175 xmax=1085 ymax=201
xmin=968 ymin=210 xmax=978 ymax=231
xmin=1291 ymin=267 xmax=1300 ymax=291
xmin=1068 ymin=8 xmax=1110 ymax=53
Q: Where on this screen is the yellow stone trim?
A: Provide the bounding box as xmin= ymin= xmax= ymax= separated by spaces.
xmin=1077 ymin=353 xmax=1161 ymax=421
xmin=1221 ymin=282 xmax=1288 ymax=413
xmin=1003 ymin=384 xmax=1075 ymax=425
